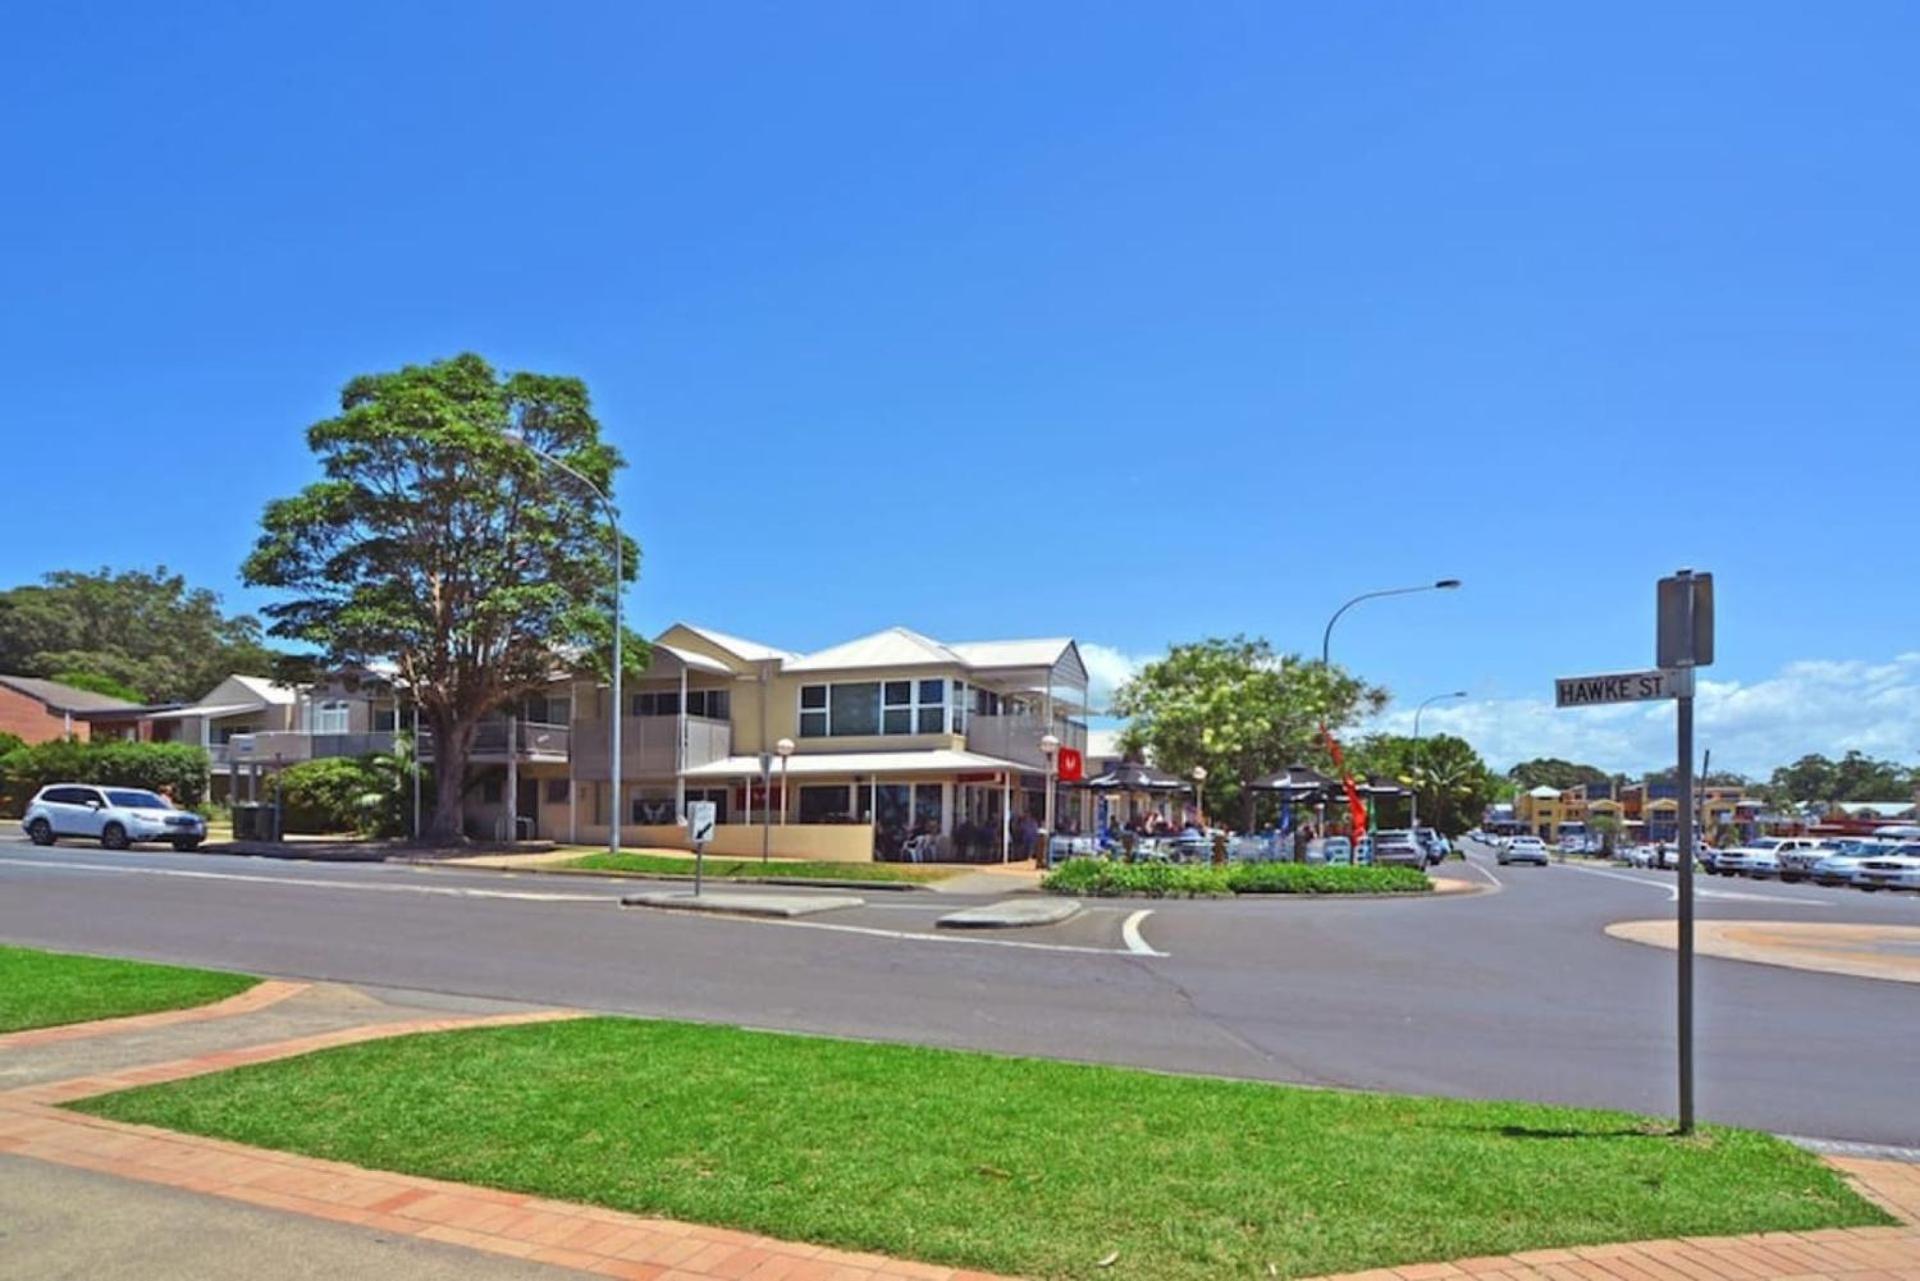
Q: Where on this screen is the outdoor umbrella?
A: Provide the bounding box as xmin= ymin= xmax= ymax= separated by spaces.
xmin=1080 ymin=761 xmax=1191 ymax=793
xmin=1248 ymin=763 xmax=1339 ymax=800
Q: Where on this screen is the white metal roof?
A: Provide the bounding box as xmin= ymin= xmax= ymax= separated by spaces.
xmin=142 ymin=702 xmax=262 ymax=720
xmin=783 ymin=627 xmax=965 ymax=673
xmin=681 ymin=748 xmax=1033 ymax=779
xmin=671 ymin=624 xmax=798 ymax=664
xmin=949 ymin=638 xmax=1074 ymax=669
xmin=653 ymin=643 xmax=734 ymax=676
xmin=229 ymin=674 xmax=298 ymax=705
xmin=1526 ymin=785 xmax=1563 ymax=798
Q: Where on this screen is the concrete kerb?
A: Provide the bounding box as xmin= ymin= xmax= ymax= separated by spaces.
xmin=617 ymin=890 xmax=867 ymax=918
xmin=937 ymin=899 xmax=1083 ymax=929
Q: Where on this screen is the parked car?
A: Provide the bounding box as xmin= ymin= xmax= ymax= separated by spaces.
xmin=1811 ymin=840 xmax=1898 ymax=887
xmin=1498 ymin=835 xmax=1549 ymax=866
xmin=1768 ymin=838 xmax=1838 ymax=882
xmin=1306 ymin=836 xmax=1352 ymax=865
xmin=1714 ymin=837 xmax=1784 ymax=877
xmin=1853 ymin=844 xmax=1920 ymax=892
xmin=21 ymin=784 xmax=206 ymax=852
xmin=1372 ymin=829 xmax=1425 ymax=868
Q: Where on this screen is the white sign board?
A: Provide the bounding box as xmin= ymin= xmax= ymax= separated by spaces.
xmin=687 ymin=800 xmax=717 ymax=846
xmin=1554 ymin=667 xmax=1693 ymax=708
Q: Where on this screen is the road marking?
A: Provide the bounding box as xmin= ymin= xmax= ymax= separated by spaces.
xmin=0 ymin=856 xmax=611 ymax=904
xmin=1556 ymin=861 xmax=1834 ymax=907
xmin=1459 ymin=858 xmax=1503 ymax=890
xmin=753 ymin=915 xmax=1160 ymax=957
xmin=1121 ymin=909 xmax=1166 ymax=956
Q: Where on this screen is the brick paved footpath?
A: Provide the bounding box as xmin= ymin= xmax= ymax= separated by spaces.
xmin=1 ymin=983 xmax=1914 ymax=1281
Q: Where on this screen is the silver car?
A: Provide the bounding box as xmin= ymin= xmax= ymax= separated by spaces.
xmin=1498 ymin=835 xmax=1549 ymax=866
xmin=21 ymin=783 xmax=206 ymax=852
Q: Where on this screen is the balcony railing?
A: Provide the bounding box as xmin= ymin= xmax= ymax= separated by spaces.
xmin=571 ymin=714 xmax=731 ymax=780
xmin=966 ymin=714 xmax=1087 ymax=771
xmin=219 ymin=730 xmax=428 ymax=767
xmin=472 ymin=721 xmax=570 ymax=759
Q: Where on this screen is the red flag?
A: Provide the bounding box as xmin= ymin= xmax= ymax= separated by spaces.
xmin=1322 ymin=725 xmax=1369 ymax=841
xmin=1056 ymin=746 xmax=1084 ymax=782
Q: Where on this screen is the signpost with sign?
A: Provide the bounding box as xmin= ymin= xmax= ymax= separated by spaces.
xmin=1554 ymin=569 xmax=1713 ymax=1134
xmin=688 ymin=800 xmax=717 ymax=897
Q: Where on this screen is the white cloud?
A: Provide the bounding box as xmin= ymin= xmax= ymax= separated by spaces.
xmin=1367 ymin=652 xmax=1920 ymax=777
xmin=1079 ymin=642 xmax=1154 ymax=713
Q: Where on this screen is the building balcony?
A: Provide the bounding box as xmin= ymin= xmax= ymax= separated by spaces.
xmin=471 ymin=720 xmax=569 ymax=761
xmin=571 ymin=714 xmax=731 ymax=781
xmin=966 ymin=714 xmax=1087 ymax=771
xmin=218 ymin=730 xmax=418 ymax=768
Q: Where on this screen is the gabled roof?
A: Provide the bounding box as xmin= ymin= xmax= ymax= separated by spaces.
xmin=671 ymin=623 xmax=797 ymax=664
xmin=0 ymin=674 xmax=141 ymax=714
xmin=948 ymin=638 xmax=1075 ymax=669
xmin=1526 ymin=784 xmax=1563 ymax=799
xmin=653 ymin=643 xmax=735 ymax=676
xmin=228 ymin=674 xmax=297 ymax=706
xmin=784 ymin=627 xmax=965 ymax=674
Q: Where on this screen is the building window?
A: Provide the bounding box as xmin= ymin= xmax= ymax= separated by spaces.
xmin=631 ymin=691 xmax=681 ymax=717
xmin=830 ymin=682 xmax=880 ymax=736
xmin=918 ymin=679 xmax=946 ymax=734
xmin=882 ymin=681 xmax=913 ymax=735
xmin=314 ymin=701 xmax=350 ymax=735
xmin=686 ymin=689 xmax=730 ymax=720
xmin=546 ymin=779 xmax=568 ymax=804
xmin=951 ymin=680 xmax=969 ymax=733
xmin=798 ymin=784 xmax=852 ymax=824
xmin=373 ymin=706 xmax=398 ymax=733
xmin=799 ymin=685 xmax=828 ymax=737
xmin=481 ymin=779 xmax=503 ymax=804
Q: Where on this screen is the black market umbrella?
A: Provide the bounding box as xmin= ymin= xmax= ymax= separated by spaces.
xmin=1080 ymin=761 xmax=1192 ymax=793
xmin=1352 ymin=773 xmax=1411 ymax=800
xmin=1249 ymin=764 xmax=1338 ymax=800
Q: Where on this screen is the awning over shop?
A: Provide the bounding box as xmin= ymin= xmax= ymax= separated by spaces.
xmin=680 ymin=749 xmax=1034 ymax=780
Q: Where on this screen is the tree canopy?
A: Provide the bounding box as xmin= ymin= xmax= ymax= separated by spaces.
xmin=0 ymin=567 xmax=278 ymax=704
xmin=1506 ymin=757 xmax=1612 ymax=792
xmin=1346 ymin=732 xmax=1498 ymax=835
xmin=243 ymin=353 xmax=640 ymax=840
xmin=1113 ymin=635 xmax=1386 ymax=827
xmin=1765 ymin=751 xmax=1913 ymax=804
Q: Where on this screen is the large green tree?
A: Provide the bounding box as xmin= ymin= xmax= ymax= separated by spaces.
xmin=1506 ymin=757 xmax=1611 ymax=792
xmin=1346 ymin=732 xmax=1498 ymax=836
xmin=0 ymin=567 xmax=278 ymax=703
xmin=1113 ymin=636 xmax=1386 ymax=829
xmin=1767 ymin=751 xmax=1912 ymax=804
xmin=243 ymin=354 xmax=638 ymax=841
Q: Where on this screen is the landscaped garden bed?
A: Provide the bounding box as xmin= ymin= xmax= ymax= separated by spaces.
xmin=1043 ymin=856 xmax=1431 ymax=897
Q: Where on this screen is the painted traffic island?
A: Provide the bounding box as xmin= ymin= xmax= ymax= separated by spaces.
xmin=1608 ymin=919 xmax=1920 ymax=985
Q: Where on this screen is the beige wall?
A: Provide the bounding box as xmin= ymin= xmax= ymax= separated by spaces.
xmin=569 ymin=820 xmax=876 ymax=863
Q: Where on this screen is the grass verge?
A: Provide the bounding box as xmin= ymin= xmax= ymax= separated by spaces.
xmin=1044 ymin=857 xmax=1431 ymax=897
xmin=73 ymin=1017 xmax=1885 ymax=1280
xmin=557 ymin=850 xmax=955 ymax=883
xmin=0 ymin=944 xmax=257 ymax=1034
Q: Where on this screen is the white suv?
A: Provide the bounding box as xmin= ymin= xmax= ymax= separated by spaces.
xmin=21 ymin=784 xmax=206 ymax=852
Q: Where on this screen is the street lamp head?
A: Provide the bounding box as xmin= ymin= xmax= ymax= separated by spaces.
xmin=775 ymin=737 xmax=795 ymax=758
xmin=1435 ymin=578 xmax=1462 ymax=590
xmin=1039 ymin=733 xmax=1060 ymax=756
xmin=1450 ymin=689 xmax=1467 ymax=699
xmin=1191 ymin=765 xmax=1208 ymax=782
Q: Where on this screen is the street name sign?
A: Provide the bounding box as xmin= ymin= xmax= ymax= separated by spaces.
xmin=1554 ymin=667 xmax=1693 ymax=707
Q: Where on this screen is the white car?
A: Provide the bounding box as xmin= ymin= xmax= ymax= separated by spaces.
xmin=1769 ymin=838 xmax=1838 ymax=882
xmin=1812 ymin=840 xmax=1899 ymax=887
xmin=1853 ymin=844 xmax=1920 ymax=892
xmin=1498 ymin=835 xmax=1549 ymax=866
xmin=21 ymin=784 xmax=206 ymax=852
xmin=1714 ymin=837 xmax=1783 ymax=877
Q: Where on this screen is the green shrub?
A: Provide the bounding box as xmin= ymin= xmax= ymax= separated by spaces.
xmin=0 ymin=739 xmax=209 ymax=816
xmin=1042 ymin=857 xmax=1430 ymax=897
xmin=267 ymin=750 xmax=419 ymax=837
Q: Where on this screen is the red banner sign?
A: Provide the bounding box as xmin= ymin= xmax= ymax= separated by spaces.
xmin=1056 ymin=746 xmax=1084 ymax=782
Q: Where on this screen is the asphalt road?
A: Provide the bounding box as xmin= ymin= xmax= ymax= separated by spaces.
xmin=1 ymin=835 xmax=1914 ymax=1145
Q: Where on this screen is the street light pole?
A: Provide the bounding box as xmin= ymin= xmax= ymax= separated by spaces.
xmin=502 ymin=430 xmax=623 ymax=858
xmin=776 ymin=738 xmax=794 ymax=827
xmin=1410 ymin=690 xmax=1467 ymax=831
xmin=1321 ymin=579 xmax=1462 ymax=669
xmin=1191 ymin=764 xmax=1207 ymax=824
xmin=1040 ymin=733 xmax=1060 ymax=869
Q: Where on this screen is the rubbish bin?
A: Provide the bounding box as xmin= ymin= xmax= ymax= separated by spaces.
xmin=232 ymin=803 xmax=259 ymax=841
xmin=257 ymin=804 xmax=281 ymax=842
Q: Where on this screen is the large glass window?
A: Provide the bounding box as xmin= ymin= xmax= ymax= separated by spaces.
xmin=799 ymin=685 xmax=828 ymax=737
xmin=631 ymin=691 xmax=681 ymax=717
xmin=917 ymin=679 xmax=946 ymax=733
xmin=830 ymin=682 xmax=881 ymax=736
xmin=950 ymin=681 xmax=969 ymax=733
xmin=797 ymin=784 xmax=852 ymax=824
xmin=882 ymin=681 xmax=913 ymax=735
xmin=314 ymin=701 xmax=350 ymax=734
xmin=686 ymin=689 xmax=730 ymax=720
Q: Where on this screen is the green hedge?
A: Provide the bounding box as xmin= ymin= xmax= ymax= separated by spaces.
xmin=1042 ymin=857 xmax=1431 ymax=897
xmin=0 ymin=740 xmax=209 ymax=816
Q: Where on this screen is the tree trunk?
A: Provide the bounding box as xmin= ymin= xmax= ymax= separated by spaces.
xmin=424 ymin=716 xmax=477 ymax=843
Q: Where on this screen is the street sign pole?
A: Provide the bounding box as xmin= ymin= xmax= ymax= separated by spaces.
xmin=1669 ymin=570 xmax=1699 ymax=1136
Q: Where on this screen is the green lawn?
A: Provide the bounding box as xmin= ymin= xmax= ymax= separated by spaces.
xmin=0 ymin=944 xmax=257 ymax=1034
xmin=556 ymin=850 xmax=956 ymax=883
xmin=73 ymin=1017 xmax=1886 ymax=1280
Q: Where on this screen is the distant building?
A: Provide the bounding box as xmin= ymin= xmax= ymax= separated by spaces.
xmin=0 ymin=675 xmax=141 ymax=745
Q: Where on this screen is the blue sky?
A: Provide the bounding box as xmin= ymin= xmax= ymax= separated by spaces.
xmin=3 ymin=3 xmax=1917 ymax=777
